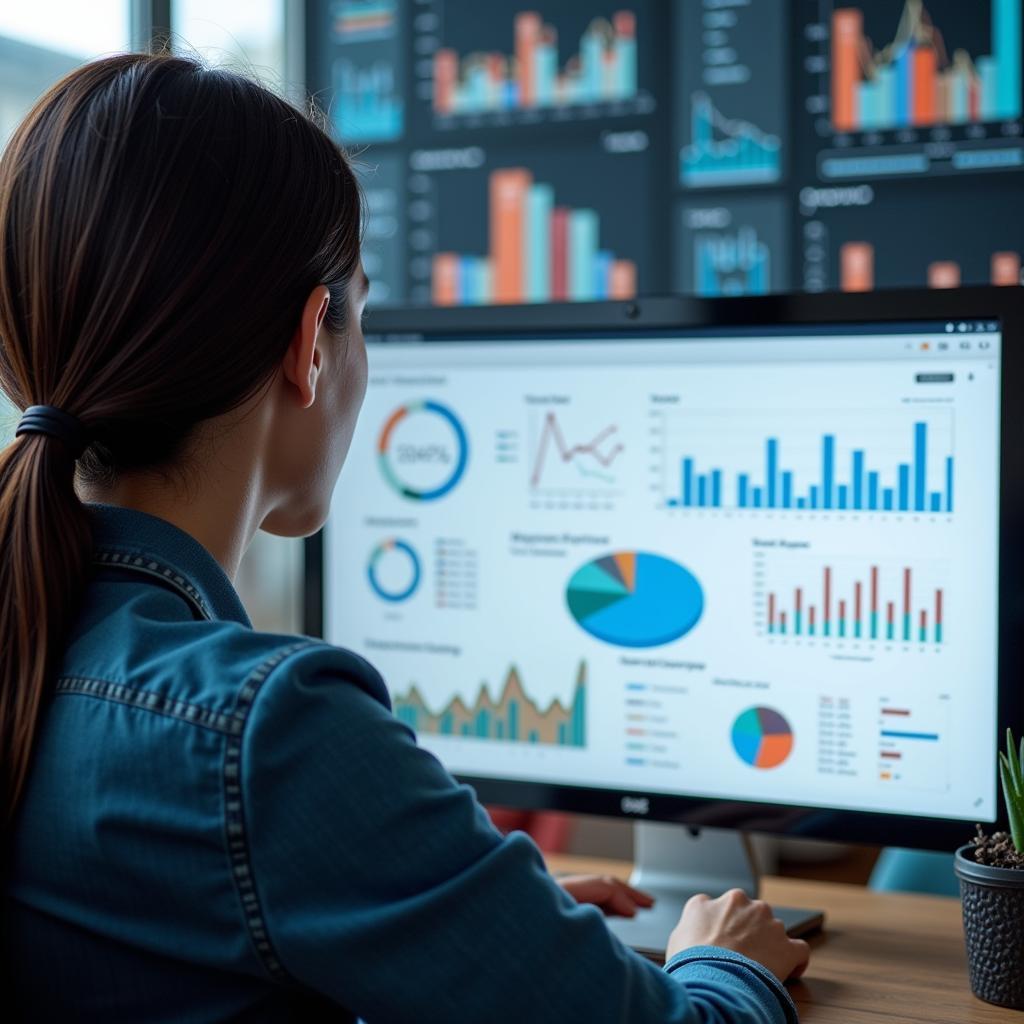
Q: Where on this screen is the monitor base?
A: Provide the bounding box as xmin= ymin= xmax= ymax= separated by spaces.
xmin=605 ymin=823 xmax=824 ymax=961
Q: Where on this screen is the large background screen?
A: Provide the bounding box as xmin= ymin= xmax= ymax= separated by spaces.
xmin=307 ymin=0 xmax=1024 ymax=308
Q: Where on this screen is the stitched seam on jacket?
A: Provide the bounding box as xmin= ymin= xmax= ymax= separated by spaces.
xmin=54 ymin=676 xmax=241 ymax=734
xmin=223 ymin=640 xmax=319 ymax=983
xmin=93 ymin=548 xmax=212 ymax=620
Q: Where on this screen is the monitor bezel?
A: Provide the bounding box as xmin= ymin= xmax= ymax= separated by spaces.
xmin=305 ymin=286 xmax=1024 ymax=852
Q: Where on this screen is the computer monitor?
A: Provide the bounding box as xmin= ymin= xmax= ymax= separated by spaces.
xmin=306 ymin=287 xmax=1022 ymax=944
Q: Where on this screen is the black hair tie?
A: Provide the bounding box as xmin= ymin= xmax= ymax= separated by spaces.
xmin=16 ymin=405 xmax=90 ymax=459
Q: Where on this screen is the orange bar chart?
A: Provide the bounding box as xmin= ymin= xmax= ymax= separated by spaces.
xmin=831 ymin=9 xmax=862 ymax=132
xmin=992 ymin=251 xmax=1022 ymax=285
xmin=928 ymin=261 xmax=961 ymax=289
xmin=840 ymin=242 xmax=874 ymax=292
xmin=491 ymin=169 xmax=531 ymax=303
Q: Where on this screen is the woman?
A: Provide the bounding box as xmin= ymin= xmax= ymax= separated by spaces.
xmin=0 ymin=54 xmax=808 ymax=1021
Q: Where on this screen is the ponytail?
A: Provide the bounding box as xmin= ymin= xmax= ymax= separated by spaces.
xmin=0 ymin=436 xmax=91 ymax=825
xmin=0 ymin=53 xmax=363 ymax=833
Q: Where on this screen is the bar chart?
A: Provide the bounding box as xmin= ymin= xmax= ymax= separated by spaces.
xmin=431 ymin=167 xmax=638 ymax=305
xmin=432 ymin=9 xmax=640 ymax=116
xmin=393 ymin=662 xmax=587 ymax=747
xmin=831 ymin=0 xmax=1021 ymax=133
xmin=757 ymin=557 xmax=947 ymax=646
xmin=677 ymin=198 xmax=789 ymax=298
xmin=839 ymin=240 xmax=1023 ymax=291
xmin=802 ymin=186 xmax=1024 ymax=290
xmin=693 ymin=225 xmax=771 ymax=297
xmin=658 ymin=409 xmax=955 ymax=515
xmin=877 ymin=696 xmax=949 ymax=788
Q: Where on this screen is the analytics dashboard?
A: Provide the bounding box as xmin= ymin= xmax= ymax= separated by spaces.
xmin=324 ymin=318 xmax=1001 ymax=820
xmin=308 ymin=0 xmax=1024 ymax=307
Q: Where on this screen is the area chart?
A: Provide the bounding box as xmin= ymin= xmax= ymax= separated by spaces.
xmin=393 ymin=662 xmax=587 ymax=747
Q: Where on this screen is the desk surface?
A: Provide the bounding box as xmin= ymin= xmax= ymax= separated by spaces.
xmin=547 ymin=854 xmax=1016 ymax=1024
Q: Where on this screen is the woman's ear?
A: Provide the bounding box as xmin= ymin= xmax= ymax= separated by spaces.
xmin=282 ymin=286 xmax=330 ymax=409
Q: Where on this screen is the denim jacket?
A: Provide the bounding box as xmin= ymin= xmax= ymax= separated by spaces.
xmin=6 ymin=505 xmax=799 ymax=1023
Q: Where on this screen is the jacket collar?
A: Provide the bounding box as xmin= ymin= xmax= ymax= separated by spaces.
xmin=87 ymin=503 xmax=252 ymax=627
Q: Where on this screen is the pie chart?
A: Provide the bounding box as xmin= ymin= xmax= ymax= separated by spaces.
xmin=367 ymin=538 xmax=421 ymax=602
xmin=566 ymin=551 xmax=704 ymax=648
xmin=732 ymin=707 xmax=794 ymax=769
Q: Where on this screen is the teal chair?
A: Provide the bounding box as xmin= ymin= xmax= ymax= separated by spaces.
xmin=869 ymin=847 xmax=958 ymax=897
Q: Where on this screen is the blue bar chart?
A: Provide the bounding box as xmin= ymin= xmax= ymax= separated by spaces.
xmin=694 ymin=225 xmax=771 ymax=296
xmin=677 ymin=198 xmax=789 ymax=299
xmin=659 ymin=410 xmax=955 ymax=514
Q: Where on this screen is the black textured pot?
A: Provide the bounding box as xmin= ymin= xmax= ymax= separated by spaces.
xmin=955 ymin=844 xmax=1024 ymax=1009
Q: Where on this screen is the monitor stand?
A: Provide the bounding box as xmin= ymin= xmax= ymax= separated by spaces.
xmin=605 ymin=822 xmax=824 ymax=960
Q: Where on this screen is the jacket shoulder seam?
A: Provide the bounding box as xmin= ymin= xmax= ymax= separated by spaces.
xmin=222 ymin=639 xmax=320 ymax=982
xmin=53 ymin=675 xmax=242 ymax=735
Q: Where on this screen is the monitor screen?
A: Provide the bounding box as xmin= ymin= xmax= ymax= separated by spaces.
xmin=305 ymin=1 xmax=1024 ymax=308
xmin=323 ymin=314 xmax=1002 ymax=823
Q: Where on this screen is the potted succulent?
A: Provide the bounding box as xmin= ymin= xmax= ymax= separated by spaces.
xmin=955 ymin=729 xmax=1024 ymax=1009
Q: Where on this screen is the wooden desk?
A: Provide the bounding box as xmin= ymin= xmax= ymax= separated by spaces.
xmin=547 ymin=854 xmax=1017 ymax=1024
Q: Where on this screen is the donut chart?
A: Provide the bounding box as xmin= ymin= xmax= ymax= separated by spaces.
xmin=566 ymin=551 xmax=704 ymax=648
xmin=732 ymin=707 xmax=794 ymax=769
xmin=367 ymin=538 xmax=421 ymax=602
xmin=377 ymin=400 xmax=468 ymax=501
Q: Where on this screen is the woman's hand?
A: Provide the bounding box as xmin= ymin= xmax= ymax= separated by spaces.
xmin=667 ymin=888 xmax=811 ymax=982
xmin=557 ymin=874 xmax=655 ymax=918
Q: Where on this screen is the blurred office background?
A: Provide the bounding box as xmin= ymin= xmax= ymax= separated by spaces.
xmin=0 ymin=0 xmax=301 ymax=633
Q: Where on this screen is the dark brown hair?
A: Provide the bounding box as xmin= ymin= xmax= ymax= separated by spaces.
xmin=0 ymin=53 xmax=362 ymax=829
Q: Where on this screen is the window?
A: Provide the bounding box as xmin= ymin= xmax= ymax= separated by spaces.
xmin=0 ymin=2 xmax=304 ymax=635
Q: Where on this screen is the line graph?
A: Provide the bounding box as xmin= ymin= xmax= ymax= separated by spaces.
xmin=529 ymin=411 xmax=624 ymax=492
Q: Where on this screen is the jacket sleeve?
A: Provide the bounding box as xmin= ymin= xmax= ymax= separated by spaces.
xmin=241 ymin=646 xmax=799 ymax=1024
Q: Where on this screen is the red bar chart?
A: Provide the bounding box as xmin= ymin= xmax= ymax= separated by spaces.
xmin=757 ymin=555 xmax=947 ymax=646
